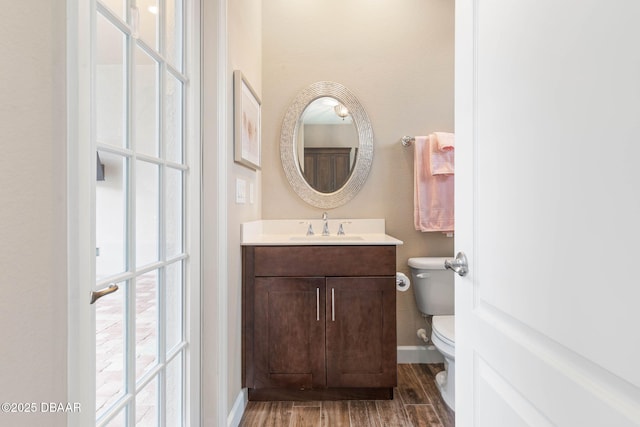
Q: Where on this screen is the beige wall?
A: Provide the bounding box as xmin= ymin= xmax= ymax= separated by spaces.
xmin=0 ymin=1 xmax=454 ymax=424
xmin=262 ymin=0 xmax=455 ymax=346
xmin=228 ymin=0 xmax=262 ymax=413
xmin=0 ymin=1 xmax=68 ymax=426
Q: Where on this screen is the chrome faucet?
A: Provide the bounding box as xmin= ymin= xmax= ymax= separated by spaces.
xmin=322 ymin=212 xmax=330 ymax=236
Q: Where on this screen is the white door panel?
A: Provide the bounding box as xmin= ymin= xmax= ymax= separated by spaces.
xmin=456 ymin=0 xmax=640 ymax=425
xmin=477 ymin=357 xmax=554 ymax=427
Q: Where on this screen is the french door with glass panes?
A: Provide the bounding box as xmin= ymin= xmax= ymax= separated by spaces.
xmin=90 ymin=0 xmax=194 ymax=425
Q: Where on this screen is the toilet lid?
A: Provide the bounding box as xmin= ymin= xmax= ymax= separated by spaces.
xmin=432 ymin=315 xmax=455 ymax=344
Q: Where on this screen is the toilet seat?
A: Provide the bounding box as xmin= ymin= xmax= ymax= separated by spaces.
xmin=432 ymin=315 xmax=455 ymax=347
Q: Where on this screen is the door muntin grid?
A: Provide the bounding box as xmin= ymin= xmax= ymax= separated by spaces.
xmin=94 ymin=1 xmax=187 ymax=425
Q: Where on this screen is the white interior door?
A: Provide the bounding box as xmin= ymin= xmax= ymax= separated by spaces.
xmin=69 ymin=0 xmax=198 ymax=425
xmin=455 ymin=1 xmax=640 ymax=425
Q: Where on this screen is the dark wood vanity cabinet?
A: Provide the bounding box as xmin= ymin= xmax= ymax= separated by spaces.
xmin=243 ymin=245 xmax=397 ymax=400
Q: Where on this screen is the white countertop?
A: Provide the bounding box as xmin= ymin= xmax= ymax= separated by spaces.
xmin=241 ymin=219 xmax=403 ymax=246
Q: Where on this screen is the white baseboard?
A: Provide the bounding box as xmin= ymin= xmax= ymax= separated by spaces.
xmin=397 ymin=345 xmax=445 ymax=364
xmin=227 ymin=388 xmax=247 ymax=427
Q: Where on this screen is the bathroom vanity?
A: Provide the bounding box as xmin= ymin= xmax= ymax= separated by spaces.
xmin=241 ymin=220 xmax=402 ymax=400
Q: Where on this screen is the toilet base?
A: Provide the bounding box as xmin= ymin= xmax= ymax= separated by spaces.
xmin=435 ymin=368 xmax=455 ymax=411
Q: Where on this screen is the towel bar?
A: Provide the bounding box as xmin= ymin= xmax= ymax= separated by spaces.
xmin=401 ymin=136 xmax=415 ymax=146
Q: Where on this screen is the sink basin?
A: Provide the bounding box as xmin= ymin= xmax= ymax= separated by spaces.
xmin=289 ymin=235 xmax=365 ymax=242
xmin=241 ymin=219 xmax=403 ymax=246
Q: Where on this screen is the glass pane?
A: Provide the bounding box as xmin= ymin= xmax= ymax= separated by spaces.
xmin=136 ymin=161 xmax=159 ymax=267
xmin=96 ymin=151 xmax=127 ymax=280
xmin=134 ymin=46 xmax=159 ymax=156
xmin=102 ymin=409 xmax=127 ymax=427
xmin=166 ymin=262 xmax=183 ymax=352
xmin=165 ymin=73 xmax=183 ymax=163
xmin=165 ymin=0 xmax=183 ymax=71
xmin=166 ymin=168 xmax=183 ymax=258
xmin=96 ymin=280 xmax=126 ymax=418
xmin=166 ymin=355 xmax=184 ymax=426
xmin=96 ymin=13 xmax=126 ymax=148
xmin=100 ymin=0 xmax=126 ymax=21
xmin=135 ymin=375 xmax=158 ymax=426
xmin=136 ymin=271 xmax=158 ymax=381
xmin=136 ymin=0 xmax=159 ymax=50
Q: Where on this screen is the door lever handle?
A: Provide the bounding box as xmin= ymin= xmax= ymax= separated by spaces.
xmin=90 ymin=284 xmax=119 ymax=304
xmin=445 ymin=252 xmax=469 ymax=277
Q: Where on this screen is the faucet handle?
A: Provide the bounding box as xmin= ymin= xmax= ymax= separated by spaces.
xmin=337 ymin=221 xmax=352 ymax=236
xmin=299 ymin=221 xmax=314 ymax=236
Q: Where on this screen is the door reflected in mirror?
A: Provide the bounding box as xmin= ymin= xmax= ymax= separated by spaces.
xmin=297 ymin=97 xmax=358 ymax=193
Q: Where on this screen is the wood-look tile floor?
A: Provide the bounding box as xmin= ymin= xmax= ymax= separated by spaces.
xmin=239 ymin=364 xmax=455 ymax=427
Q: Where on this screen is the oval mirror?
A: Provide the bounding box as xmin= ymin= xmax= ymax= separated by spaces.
xmin=280 ymin=82 xmax=373 ymax=209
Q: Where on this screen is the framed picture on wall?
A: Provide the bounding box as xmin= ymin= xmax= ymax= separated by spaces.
xmin=233 ymin=70 xmax=261 ymax=170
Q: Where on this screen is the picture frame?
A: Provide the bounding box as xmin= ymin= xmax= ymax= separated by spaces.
xmin=233 ymin=70 xmax=262 ymax=170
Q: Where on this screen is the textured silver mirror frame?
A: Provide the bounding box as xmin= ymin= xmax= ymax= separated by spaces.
xmin=280 ymin=81 xmax=373 ymax=209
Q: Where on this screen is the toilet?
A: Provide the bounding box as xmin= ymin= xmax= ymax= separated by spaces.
xmin=408 ymin=257 xmax=456 ymax=411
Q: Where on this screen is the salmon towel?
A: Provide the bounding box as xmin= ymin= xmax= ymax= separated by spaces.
xmin=414 ymin=135 xmax=454 ymax=232
xmin=430 ymin=132 xmax=455 ymax=175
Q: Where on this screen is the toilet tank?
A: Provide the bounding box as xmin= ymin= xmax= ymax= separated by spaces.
xmin=408 ymin=257 xmax=455 ymax=316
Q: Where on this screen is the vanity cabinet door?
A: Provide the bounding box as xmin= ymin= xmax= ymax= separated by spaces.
xmin=325 ymin=277 xmax=397 ymax=388
xmin=253 ymin=277 xmax=327 ymax=389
